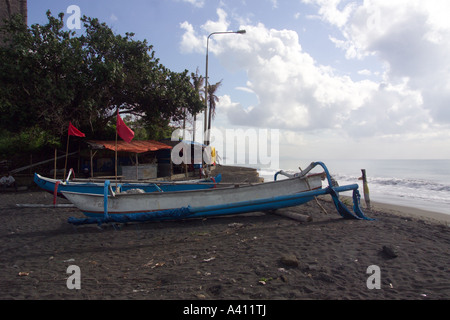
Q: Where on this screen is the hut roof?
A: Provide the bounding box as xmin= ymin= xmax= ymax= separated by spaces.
xmin=87 ymin=140 xmax=172 ymax=154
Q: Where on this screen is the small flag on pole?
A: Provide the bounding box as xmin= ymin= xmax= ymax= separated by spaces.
xmin=117 ymin=112 xmax=134 ymax=143
xmin=68 ymin=122 xmax=86 ymax=137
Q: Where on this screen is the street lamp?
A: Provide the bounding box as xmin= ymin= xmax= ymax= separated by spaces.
xmin=204 ymin=29 xmax=246 ymax=146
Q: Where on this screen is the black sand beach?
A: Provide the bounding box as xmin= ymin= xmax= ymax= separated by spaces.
xmin=0 ymin=166 xmax=449 ymax=302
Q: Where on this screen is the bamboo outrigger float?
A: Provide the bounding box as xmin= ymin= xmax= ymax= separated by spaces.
xmin=63 ymin=162 xmax=373 ymax=226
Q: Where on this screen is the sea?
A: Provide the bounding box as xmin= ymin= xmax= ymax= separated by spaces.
xmin=254 ymin=159 xmax=450 ymax=216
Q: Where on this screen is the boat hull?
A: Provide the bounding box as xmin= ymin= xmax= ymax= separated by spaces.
xmin=63 ymin=173 xmax=324 ymax=221
xmin=34 ymin=173 xmax=221 ymax=195
xmin=64 ymin=161 xmax=374 ymax=225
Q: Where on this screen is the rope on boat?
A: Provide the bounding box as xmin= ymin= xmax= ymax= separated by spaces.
xmin=299 ymin=165 xmax=328 ymax=215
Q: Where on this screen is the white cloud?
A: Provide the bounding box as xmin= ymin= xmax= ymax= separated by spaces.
xmin=302 ymin=0 xmax=355 ymax=27
xmin=235 ymin=86 xmax=255 ymax=94
xmin=180 ymin=0 xmax=205 ymax=8
xmin=110 ymin=14 xmax=118 ymax=22
xmin=179 ymin=3 xmax=450 ymax=153
xmin=357 ymin=69 xmax=371 ymax=76
xmin=270 ymin=0 xmax=279 ymax=9
xmin=201 ymin=8 xmax=230 ymax=35
xmin=311 ymin=0 xmax=450 ymax=123
xmin=179 ymin=8 xmax=231 ymax=54
xmin=179 ymin=21 xmax=203 ymax=54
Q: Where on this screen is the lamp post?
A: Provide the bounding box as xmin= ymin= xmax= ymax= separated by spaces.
xmin=204 ymin=29 xmax=246 ymax=146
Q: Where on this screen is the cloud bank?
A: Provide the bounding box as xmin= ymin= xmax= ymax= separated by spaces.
xmin=180 ymin=1 xmax=450 ymax=143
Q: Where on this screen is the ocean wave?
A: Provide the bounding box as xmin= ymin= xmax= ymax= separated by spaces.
xmin=333 ymin=174 xmax=450 ymax=193
xmin=258 ymin=168 xmax=450 ymax=214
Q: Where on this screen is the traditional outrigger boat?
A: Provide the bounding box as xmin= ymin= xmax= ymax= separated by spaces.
xmin=64 ymin=162 xmax=373 ymax=225
xmin=34 ymin=172 xmax=222 ymax=196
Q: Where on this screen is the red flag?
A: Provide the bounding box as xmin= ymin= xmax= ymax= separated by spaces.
xmin=116 ymin=113 xmax=134 ymax=143
xmin=68 ymin=122 xmax=86 ymax=137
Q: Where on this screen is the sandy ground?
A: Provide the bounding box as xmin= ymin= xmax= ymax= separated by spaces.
xmin=0 ymin=166 xmax=448 ymax=304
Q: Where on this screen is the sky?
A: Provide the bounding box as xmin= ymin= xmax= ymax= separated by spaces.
xmin=27 ymin=0 xmax=450 ymax=163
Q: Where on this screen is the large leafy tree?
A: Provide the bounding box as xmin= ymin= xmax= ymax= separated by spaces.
xmin=0 ymin=11 xmax=204 ymax=143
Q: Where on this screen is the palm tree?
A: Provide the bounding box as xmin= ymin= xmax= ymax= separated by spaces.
xmin=190 ymin=68 xmax=205 ymax=141
xmin=207 ymin=80 xmax=222 ymax=120
xmin=206 ymin=80 xmax=222 ymax=144
xmin=191 ymin=68 xmax=205 ymax=99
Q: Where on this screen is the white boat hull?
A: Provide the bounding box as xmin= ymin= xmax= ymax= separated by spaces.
xmin=63 ymin=161 xmax=373 ymax=224
xmin=63 ymin=173 xmax=323 ymax=217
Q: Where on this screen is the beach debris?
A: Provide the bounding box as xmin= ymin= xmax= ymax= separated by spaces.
xmin=153 ymin=262 xmax=165 ymax=268
xmin=143 ymin=259 xmax=165 ymax=268
xmin=271 ymin=209 xmax=312 ymax=223
xmin=132 ymin=289 xmax=148 ymax=293
xmin=228 ymin=222 xmax=244 ymax=228
xmin=191 ymin=231 xmax=210 ymax=237
xmin=258 ymin=277 xmax=273 ymax=285
xmin=279 ymin=254 xmax=299 ymax=268
xmin=203 ymin=257 xmax=216 ymax=262
xmin=18 ymin=272 xmax=29 ymax=276
xmin=381 ymin=245 xmax=398 ymax=259
xmin=64 ymin=258 xmax=75 ymax=262
xmin=277 ymin=267 xmax=289 ymax=273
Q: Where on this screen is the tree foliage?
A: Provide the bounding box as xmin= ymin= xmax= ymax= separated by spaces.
xmin=207 ymin=80 xmax=222 ymax=120
xmin=0 ymin=11 xmax=204 ymax=144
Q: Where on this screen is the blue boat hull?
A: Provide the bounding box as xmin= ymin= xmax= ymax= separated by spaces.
xmin=34 ymin=173 xmax=221 ymax=196
xmin=69 ymin=190 xmax=318 ymax=225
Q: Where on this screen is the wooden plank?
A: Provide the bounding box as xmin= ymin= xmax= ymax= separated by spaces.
xmin=11 ymin=151 xmax=78 ymax=174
